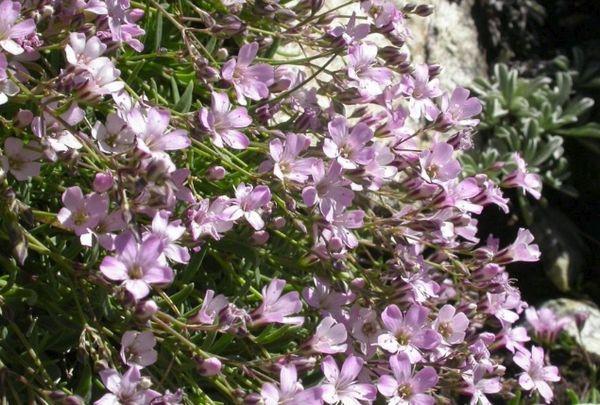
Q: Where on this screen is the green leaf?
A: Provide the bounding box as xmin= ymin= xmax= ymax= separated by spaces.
xmin=75 ymin=358 xmax=93 ymax=403
xmin=170 ymin=76 xmax=180 ymax=103
xmin=169 ymin=283 xmax=195 ymax=306
xmin=175 ymin=80 xmax=194 ymax=113
xmin=154 ymin=9 xmax=163 ymax=51
xmin=556 ymin=123 xmax=600 ymax=138
xmin=562 ymin=97 xmax=594 ymax=120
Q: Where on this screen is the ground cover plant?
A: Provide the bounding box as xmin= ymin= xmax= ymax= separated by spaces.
xmin=0 ymin=0 xmax=584 ymax=403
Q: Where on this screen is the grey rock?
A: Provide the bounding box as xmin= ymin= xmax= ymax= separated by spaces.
xmin=543 ymin=298 xmax=600 ymax=357
xmin=406 ymin=0 xmax=488 ymax=89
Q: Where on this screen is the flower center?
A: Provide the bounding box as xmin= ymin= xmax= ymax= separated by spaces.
xmin=73 ymin=211 xmax=88 ymax=226
xmin=438 ymin=321 xmax=453 ymax=338
xmin=395 ymin=331 xmax=410 ymax=346
xmin=397 ymin=383 xmax=412 ymax=399
xmin=129 ymin=264 xmax=144 ymax=279
xmin=362 ymin=322 xmax=376 ymax=336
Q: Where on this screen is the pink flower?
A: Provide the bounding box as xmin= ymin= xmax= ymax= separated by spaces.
xmin=71 ymin=56 xmax=125 ymax=101
xmin=95 ymin=366 xmax=160 ymax=405
xmin=363 ymin=141 xmax=398 ymax=190
xmin=260 ymin=364 xmax=322 ymax=405
xmin=438 ymin=87 xmax=482 ymax=127
xmin=100 ymin=233 xmax=174 ymax=300
xmin=326 ymin=207 xmax=365 ymax=249
xmin=484 ymin=292 xmax=521 ymax=324
xmin=321 ymin=355 xmax=377 ymax=404
xmin=57 ymin=186 xmax=109 ymax=236
xmin=461 ymin=365 xmax=502 ymax=405
xmin=187 ymin=197 xmax=236 ymax=241
xmin=146 ymin=210 xmax=189 ymax=264
xmin=419 ymin=142 xmax=461 ymax=182
xmin=260 ymin=133 xmax=315 ymax=183
xmin=514 ymin=346 xmax=560 ymax=403
xmin=120 ymin=331 xmax=158 ymax=368
xmin=308 ymin=316 xmax=347 ymax=354
xmin=65 ymin=33 xmax=107 ymax=68
xmin=350 ymin=307 xmax=381 ymax=357
xmin=401 ymin=64 xmax=442 ymax=120
xmin=302 ymin=160 xmax=355 ymax=222
xmin=377 ymin=304 xmax=441 ymax=362
xmin=1 ymin=137 xmax=42 ymax=181
xmin=0 ymin=0 xmax=36 ymax=55
xmin=222 ymin=42 xmax=274 ymax=105
xmin=227 ymin=183 xmax=272 ymax=230
xmin=92 ymin=113 xmax=136 ymax=154
xmin=496 ymin=228 xmax=540 ymax=264
xmin=499 ymin=326 xmax=530 ymax=354
xmin=433 ymin=304 xmax=469 ymax=345
xmin=525 ymin=307 xmax=571 ymax=344
xmin=323 ymin=116 xmax=374 ymax=169
xmin=501 ymin=154 xmax=542 ymax=199
xmin=347 ymin=43 xmax=393 ymax=98
xmin=190 ymin=289 xmax=229 ymax=325
xmin=105 ymin=0 xmax=145 ymax=52
xmin=302 ymin=277 xmax=354 ymax=316
xmin=252 ymin=279 xmax=304 ymax=326
xmin=327 ymin=12 xmax=370 ymax=46
xmin=377 ymin=353 xmax=438 ymax=405
xmin=199 ymin=92 xmax=252 ymax=149
xmin=127 ymin=106 xmax=190 ymax=154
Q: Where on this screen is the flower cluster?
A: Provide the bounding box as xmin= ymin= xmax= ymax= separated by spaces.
xmin=0 ymin=0 xmax=565 ymax=404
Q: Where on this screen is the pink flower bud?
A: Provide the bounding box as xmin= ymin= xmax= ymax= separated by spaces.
xmin=16 ymin=110 xmax=33 ymax=128
xmin=135 ymin=299 xmax=158 ymax=320
xmin=197 ymin=357 xmax=222 ymax=376
xmin=252 ymin=230 xmax=269 ymax=245
xmin=93 ymin=172 xmax=114 ymax=193
xmin=207 ymin=166 xmax=227 ymax=180
xmin=351 ymin=278 xmax=366 ymax=289
xmin=272 ymin=216 xmax=286 ymax=229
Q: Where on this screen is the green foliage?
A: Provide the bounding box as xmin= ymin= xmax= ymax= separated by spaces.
xmin=466 ymin=63 xmax=596 ymax=194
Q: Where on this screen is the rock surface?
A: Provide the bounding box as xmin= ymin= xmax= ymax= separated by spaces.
xmin=543 ymin=298 xmax=600 ymax=357
xmin=406 ymin=0 xmax=488 ymax=89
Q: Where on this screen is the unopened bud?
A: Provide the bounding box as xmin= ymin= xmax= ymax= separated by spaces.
xmin=16 ymin=110 xmax=33 ymax=127
xmin=207 ymin=166 xmax=227 ymax=180
xmin=252 ymin=231 xmax=269 ymax=245
xmin=272 ymin=216 xmax=286 ymax=229
xmin=215 ymin=48 xmax=229 ymax=61
xmin=575 ymin=311 xmax=589 ymax=331
xmin=196 ymin=357 xmax=222 ymax=376
xmin=135 ymin=299 xmax=159 ymax=320
xmin=93 ymin=172 xmax=114 ymax=193
xmin=415 ymin=4 xmax=434 ymax=17
xmin=428 ymin=64 xmax=442 ymax=78
xmin=380 ymin=46 xmax=409 ymax=65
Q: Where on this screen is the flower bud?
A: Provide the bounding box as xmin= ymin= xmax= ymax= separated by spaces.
xmin=379 ymin=46 xmax=409 ymax=65
xmin=211 ymin=16 xmax=246 ymax=37
xmin=135 ymin=299 xmax=159 ymax=320
xmin=16 ymin=110 xmax=33 ymax=127
xmin=252 ymin=231 xmax=270 ymax=245
xmin=93 ymin=172 xmax=114 ymax=193
xmin=207 ymin=166 xmax=227 ymax=180
xmin=197 ymin=357 xmax=222 ymax=376
xmin=351 ymin=278 xmax=366 ymax=289
xmin=415 ymin=4 xmax=434 ymax=17
xmin=575 ymin=311 xmax=589 ymax=331
xmin=272 ymin=216 xmax=286 ymax=229
xmin=427 ymin=65 xmax=442 ymax=80
xmin=244 ymin=393 xmax=264 ymax=404
xmin=215 ymin=48 xmax=229 ymax=61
